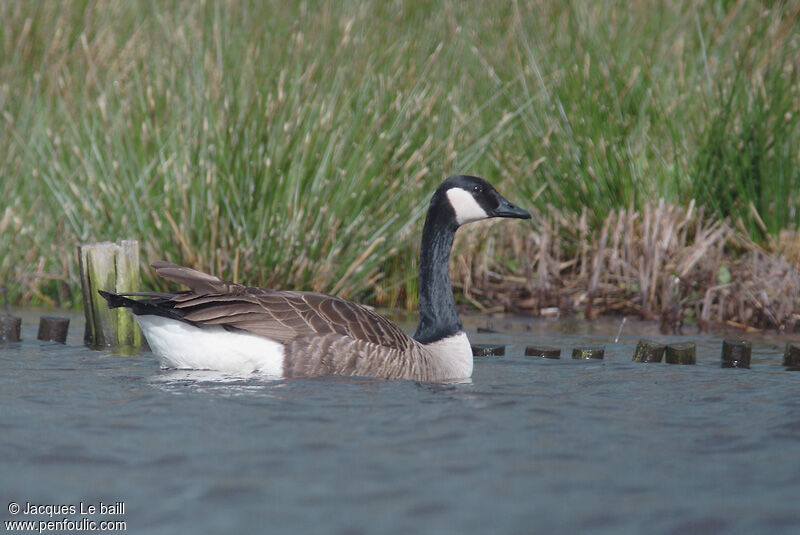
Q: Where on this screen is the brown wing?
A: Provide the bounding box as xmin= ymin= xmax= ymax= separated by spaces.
xmin=151 ymin=261 xmax=413 ymax=351
xmin=152 ymin=260 xmax=243 ymax=294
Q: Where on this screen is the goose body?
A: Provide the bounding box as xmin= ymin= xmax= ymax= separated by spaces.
xmin=101 ymin=175 xmax=530 ymax=381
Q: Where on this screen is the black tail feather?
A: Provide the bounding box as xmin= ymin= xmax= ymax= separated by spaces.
xmin=98 ymin=290 xmax=129 ymax=309
xmin=97 ymin=290 xmax=183 ymax=320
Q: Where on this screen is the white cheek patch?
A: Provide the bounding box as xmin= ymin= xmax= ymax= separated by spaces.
xmin=446 ymin=188 xmax=489 ymax=226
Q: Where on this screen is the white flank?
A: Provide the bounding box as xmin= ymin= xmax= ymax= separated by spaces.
xmin=424 ymin=331 xmax=473 ymax=379
xmin=446 ymin=188 xmax=489 ymax=226
xmin=135 ymin=315 xmax=285 ymax=376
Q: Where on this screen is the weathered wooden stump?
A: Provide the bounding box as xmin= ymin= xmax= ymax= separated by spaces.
xmin=571 ymin=346 xmax=605 ymax=359
xmin=665 ymin=342 xmax=696 ymax=365
xmin=37 ymin=316 xmax=70 ymax=343
xmin=720 ymin=339 xmax=751 ymax=369
xmin=472 ymin=344 xmax=505 ymax=356
xmin=78 ymin=240 xmax=142 ymax=348
xmin=632 ymin=339 xmax=665 ymax=363
xmin=782 ymin=342 xmax=800 ymax=370
xmin=524 ymin=345 xmax=561 ymax=359
xmin=0 ymin=315 xmax=21 ymax=343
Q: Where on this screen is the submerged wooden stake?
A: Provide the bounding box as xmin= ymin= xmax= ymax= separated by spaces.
xmin=78 ymin=240 xmax=142 ymax=348
xmin=571 ymin=346 xmax=604 ymax=359
xmin=0 ymin=315 xmax=21 ymax=343
xmin=472 ymin=344 xmax=505 ymax=356
xmin=525 ymin=345 xmax=561 ymax=359
xmin=37 ymin=316 xmax=70 ymax=344
xmin=782 ymin=343 xmax=800 ymax=370
xmin=665 ymin=342 xmax=696 ymax=365
xmin=632 ymin=339 xmax=665 ymax=363
xmin=721 ymin=339 xmax=751 ymax=369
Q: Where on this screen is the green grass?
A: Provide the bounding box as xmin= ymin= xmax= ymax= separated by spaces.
xmin=690 ymin=8 xmax=800 ymax=239
xmin=0 ymin=0 xmax=798 ymax=308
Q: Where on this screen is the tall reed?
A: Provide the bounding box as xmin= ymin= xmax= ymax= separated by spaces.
xmin=1 ymin=1 xmax=797 ymax=309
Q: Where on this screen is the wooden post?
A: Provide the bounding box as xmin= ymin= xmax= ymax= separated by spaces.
xmin=720 ymin=339 xmax=751 ymax=369
xmin=115 ymin=240 xmax=141 ymax=346
xmin=572 ymin=346 xmax=605 ymax=359
xmin=525 ymin=345 xmax=561 ymax=359
xmin=78 ymin=241 xmax=142 ymax=348
xmin=37 ymin=316 xmax=70 ymax=343
xmin=633 ymin=339 xmax=665 ymax=363
xmin=665 ymin=342 xmax=696 ymax=365
xmin=0 ymin=315 xmax=21 ymax=343
xmin=471 ymin=344 xmax=505 ymax=356
xmin=782 ymin=343 xmax=800 ymax=370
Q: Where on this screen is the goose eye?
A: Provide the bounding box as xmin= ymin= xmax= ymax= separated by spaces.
xmin=472 ymin=185 xmax=483 ymax=194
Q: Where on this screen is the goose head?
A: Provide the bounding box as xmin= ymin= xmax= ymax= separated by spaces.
xmin=413 ymin=174 xmax=531 ymax=351
xmin=435 ymin=175 xmax=531 ymax=228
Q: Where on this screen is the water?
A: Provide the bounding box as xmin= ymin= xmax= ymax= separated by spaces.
xmin=2 ymin=310 xmax=799 ymax=534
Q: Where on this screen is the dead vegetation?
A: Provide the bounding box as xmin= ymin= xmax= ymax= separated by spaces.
xmin=453 ymin=200 xmax=800 ymax=332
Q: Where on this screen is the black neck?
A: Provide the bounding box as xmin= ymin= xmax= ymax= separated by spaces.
xmin=413 ymin=197 xmax=462 ymax=344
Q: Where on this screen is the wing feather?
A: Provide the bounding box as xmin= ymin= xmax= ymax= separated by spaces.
xmin=147 ymin=262 xmax=413 ymax=350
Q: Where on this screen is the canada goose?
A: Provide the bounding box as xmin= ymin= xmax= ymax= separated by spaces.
xmin=100 ymin=175 xmax=530 ymax=381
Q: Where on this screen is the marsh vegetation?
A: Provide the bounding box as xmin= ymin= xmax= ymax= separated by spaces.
xmin=1 ymin=1 xmax=798 ymax=328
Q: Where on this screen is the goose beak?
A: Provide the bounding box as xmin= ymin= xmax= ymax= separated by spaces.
xmin=492 ymin=194 xmax=531 ymax=220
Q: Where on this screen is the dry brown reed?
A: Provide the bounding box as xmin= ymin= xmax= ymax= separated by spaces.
xmin=453 ymin=200 xmax=800 ymax=332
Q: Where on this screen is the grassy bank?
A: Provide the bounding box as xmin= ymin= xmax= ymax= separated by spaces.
xmin=1 ymin=0 xmax=798 ymax=314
